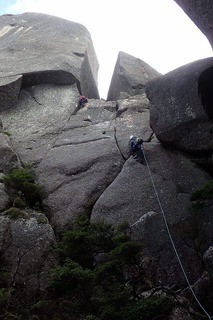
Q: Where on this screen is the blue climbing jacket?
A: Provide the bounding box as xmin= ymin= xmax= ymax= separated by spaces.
xmin=130 ymin=137 xmax=137 ymax=153
xmin=130 ymin=137 xmax=143 ymax=154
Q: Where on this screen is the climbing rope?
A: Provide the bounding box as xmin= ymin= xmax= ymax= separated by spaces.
xmin=137 ymin=146 xmax=212 ymax=320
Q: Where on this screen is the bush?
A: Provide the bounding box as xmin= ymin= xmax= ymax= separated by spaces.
xmin=190 ymin=180 xmax=213 ymax=201
xmin=12 ymin=196 xmax=26 ymax=209
xmin=3 ymin=167 xmax=42 ymax=209
xmin=188 ymin=200 xmax=204 ymax=213
xmin=188 ymin=180 xmax=213 ymax=214
xmin=21 ymin=181 xmax=42 ymax=208
xmin=49 ymin=258 xmax=94 ymax=296
xmin=0 ymin=288 xmax=9 ymax=308
xmin=3 ymin=208 xmax=26 ymax=220
xmin=3 ymin=168 xmax=35 ymax=190
xmin=32 ymin=215 xmax=172 ymax=319
xmin=127 ymin=296 xmax=171 ymax=320
xmin=110 ymin=241 xmax=141 ymax=265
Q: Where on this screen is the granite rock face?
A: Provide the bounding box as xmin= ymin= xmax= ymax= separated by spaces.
xmin=35 ymin=94 xmax=155 ymax=232
xmin=0 ymin=211 xmax=57 ymax=307
xmin=0 ymin=10 xmax=212 ymax=319
xmin=91 ymin=143 xmax=210 ymax=227
xmin=36 ymin=113 xmax=125 ymax=232
xmin=0 ymin=83 xmax=80 ymax=165
xmin=0 ymin=132 xmax=20 ymax=173
xmin=91 ymin=142 xmax=211 ymax=285
xmin=0 ymin=12 xmax=99 ymax=105
xmin=0 ymin=181 xmax=10 ymax=212
xmin=107 ymin=51 xmax=161 ymax=101
xmin=0 ymin=75 xmax=22 ymax=111
xmin=174 ymin=0 xmax=213 ymax=48
xmin=203 ymin=246 xmax=213 ymax=278
xmin=146 ymin=57 xmax=213 ymax=152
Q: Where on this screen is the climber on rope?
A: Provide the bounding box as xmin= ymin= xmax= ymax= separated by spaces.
xmin=78 ymin=95 xmax=88 ymax=108
xmin=129 ymin=135 xmax=145 ymax=164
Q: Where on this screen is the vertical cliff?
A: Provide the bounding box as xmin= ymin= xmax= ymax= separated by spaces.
xmin=0 ymin=8 xmax=212 ymax=320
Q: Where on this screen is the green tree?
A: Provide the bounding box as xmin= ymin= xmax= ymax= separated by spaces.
xmin=3 ymin=167 xmax=42 ymax=209
xmin=32 ymin=214 xmax=171 ymax=319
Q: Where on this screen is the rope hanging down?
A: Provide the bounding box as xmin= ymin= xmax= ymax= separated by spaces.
xmin=139 ymin=146 xmax=212 ymax=320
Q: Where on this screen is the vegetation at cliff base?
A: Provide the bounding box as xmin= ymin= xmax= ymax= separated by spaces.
xmin=33 ymin=214 xmax=171 ymax=320
xmin=188 ymin=179 xmax=213 ymax=212
xmin=190 ymin=180 xmax=213 ymax=201
xmin=3 ymin=167 xmax=42 ymax=210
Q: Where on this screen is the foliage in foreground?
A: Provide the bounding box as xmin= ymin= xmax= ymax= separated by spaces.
xmin=32 ymin=215 xmax=171 ymax=319
xmin=188 ymin=179 xmax=213 ymax=212
xmin=3 ymin=167 xmax=42 ymax=209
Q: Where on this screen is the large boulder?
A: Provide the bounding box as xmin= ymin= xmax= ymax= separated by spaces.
xmin=0 ymin=75 xmax=22 ymax=111
xmin=0 ymin=16 xmax=211 ymax=315
xmin=91 ymin=142 xmax=211 ymax=285
xmin=0 ymin=83 xmax=80 ymax=165
xmin=36 ymin=109 xmax=125 ymax=232
xmin=146 ymin=57 xmax=213 ymax=152
xmin=115 ymin=94 xmax=153 ymax=159
xmin=36 ymin=95 xmax=154 ymax=232
xmin=181 ymin=246 xmax=213 ymax=317
xmin=0 ymin=210 xmax=58 ymax=308
xmin=0 ymin=12 xmax=99 ymax=102
xmin=0 ymin=133 xmax=20 ymax=173
xmin=0 ymin=180 xmax=10 ymax=212
xmin=107 ymin=51 xmax=161 ymax=101
xmin=204 ymin=246 xmax=213 ymax=278
xmin=91 ymin=142 xmax=210 ymax=227
xmin=174 ymin=0 xmax=213 ymax=48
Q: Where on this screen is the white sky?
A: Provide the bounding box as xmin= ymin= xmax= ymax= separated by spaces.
xmin=1 ymin=0 xmax=213 ymax=99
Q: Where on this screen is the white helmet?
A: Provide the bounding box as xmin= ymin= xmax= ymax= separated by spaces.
xmin=130 ymin=135 xmax=134 ymax=139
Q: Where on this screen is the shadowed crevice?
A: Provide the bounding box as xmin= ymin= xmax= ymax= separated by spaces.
xmin=198 ymin=66 xmax=213 ymax=120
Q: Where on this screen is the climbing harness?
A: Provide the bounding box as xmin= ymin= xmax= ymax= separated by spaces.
xmin=133 ymin=146 xmax=212 ymax=320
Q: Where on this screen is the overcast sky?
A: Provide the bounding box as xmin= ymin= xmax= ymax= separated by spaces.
xmin=0 ymin=0 xmax=212 ymax=99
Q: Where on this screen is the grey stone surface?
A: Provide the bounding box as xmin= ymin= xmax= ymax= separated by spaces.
xmin=77 ymin=99 xmax=117 ymax=124
xmin=37 ymin=119 xmax=125 ymax=232
xmin=203 ymin=246 xmax=213 ymax=277
xmin=0 ymin=215 xmax=11 ymax=252
xmin=0 ymin=15 xmax=211 ymax=312
xmin=0 ymin=210 xmax=58 ymax=305
xmin=190 ymin=275 xmax=213 ymax=316
xmin=91 ymin=142 xmax=210 ymax=227
xmin=174 ymin=0 xmax=213 ymax=48
xmin=0 ymin=12 xmax=99 ymax=98
xmin=107 ymin=51 xmax=161 ymax=101
xmin=0 ymin=182 xmax=10 ymax=212
xmin=0 ymin=133 xmax=20 ymax=173
xmin=146 ymin=57 xmax=213 ymax=152
xmin=91 ymin=142 xmax=211 ymax=285
xmin=168 ymin=306 xmax=196 ymax=320
xmin=0 ymin=75 xmax=22 ymax=111
xmin=116 ymin=94 xmax=153 ymax=159
xmin=35 ymin=96 xmax=154 ymax=232
xmin=0 ymin=83 xmax=79 ymax=165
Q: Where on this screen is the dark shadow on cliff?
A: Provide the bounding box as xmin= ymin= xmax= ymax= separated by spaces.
xmin=198 ymin=66 xmax=213 ymax=120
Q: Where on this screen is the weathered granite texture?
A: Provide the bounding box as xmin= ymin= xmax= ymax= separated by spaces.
xmin=174 ymin=0 xmax=213 ymax=48
xmin=107 ymin=51 xmax=161 ymax=101
xmin=0 ymin=75 xmax=22 ymax=111
xmin=146 ymin=57 xmax=213 ymax=152
xmin=0 ymin=132 xmax=20 ymax=173
xmin=0 ymin=10 xmax=212 ymax=319
xmin=0 ymin=83 xmax=80 ymax=166
xmin=0 ymin=181 xmax=9 ymax=212
xmin=0 ymin=12 xmax=99 ymax=104
xmin=0 ymin=211 xmax=57 ymax=307
xmin=91 ymin=142 xmax=211 ymax=285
